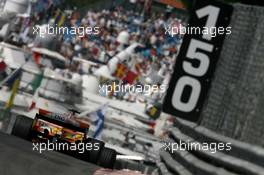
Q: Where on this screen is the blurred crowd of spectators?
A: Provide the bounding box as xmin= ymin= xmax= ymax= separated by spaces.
xmin=10 ymin=1 xmax=185 ymax=105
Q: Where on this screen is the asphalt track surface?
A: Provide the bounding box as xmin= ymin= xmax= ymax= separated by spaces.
xmin=0 ymin=132 xmax=99 ymax=175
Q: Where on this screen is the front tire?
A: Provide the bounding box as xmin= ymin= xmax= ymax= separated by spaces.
xmin=11 ymin=115 xmax=33 ymax=140
xmin=84 ymin=138 xmax=105 ymax=164
xmin=98 ymin=147 xmax=117 ymax=169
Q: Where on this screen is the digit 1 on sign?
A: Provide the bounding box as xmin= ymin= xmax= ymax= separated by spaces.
xmin=196 ymin=5 xmax=220 ymax=40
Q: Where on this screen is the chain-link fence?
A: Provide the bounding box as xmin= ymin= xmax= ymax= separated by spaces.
xmin=200 ymin=3 xmax=264 ymax=147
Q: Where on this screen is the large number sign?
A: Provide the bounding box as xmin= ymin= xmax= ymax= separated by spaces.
xmin=163 ymin=0 xmax=233 ymax=122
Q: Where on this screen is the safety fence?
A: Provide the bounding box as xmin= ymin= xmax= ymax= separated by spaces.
xmin=200 ymin=3 xmax=264 ymax=147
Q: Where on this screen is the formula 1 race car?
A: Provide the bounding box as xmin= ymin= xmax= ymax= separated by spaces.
xmin=11 ymin=109 xmax=117 ymax=169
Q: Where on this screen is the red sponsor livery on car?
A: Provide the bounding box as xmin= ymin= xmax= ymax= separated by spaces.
xmin=38 ymin=109 xmax=90 ymax=129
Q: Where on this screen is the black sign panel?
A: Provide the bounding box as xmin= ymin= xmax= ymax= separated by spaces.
xmin=163 ymin=0 xmax=233 ymax=122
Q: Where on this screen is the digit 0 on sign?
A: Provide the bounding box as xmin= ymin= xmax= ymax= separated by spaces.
xmin=172 ymin=76 xmax=201 ymax=112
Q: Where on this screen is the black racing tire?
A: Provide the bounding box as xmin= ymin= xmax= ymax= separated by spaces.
xmin=11 ymin=115 xmax=33 ymax=141
xmin=84 ymin=138 xmax=105 ymax=164
xmin=98 ymin=147 xmax=117 ymax=169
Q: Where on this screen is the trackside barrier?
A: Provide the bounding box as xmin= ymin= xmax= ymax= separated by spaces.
xmin=155 ymin=160 xmax=174 ymax=175
xmin=159 ymin=150 xmax=192 ymax=175
xmin=174 ymin=117 xmax=264 ymax=168
xmin=159 ymin=117 xmax=264 ymax=175
xmin=161 ymin=138 xmax=237 ymax=175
